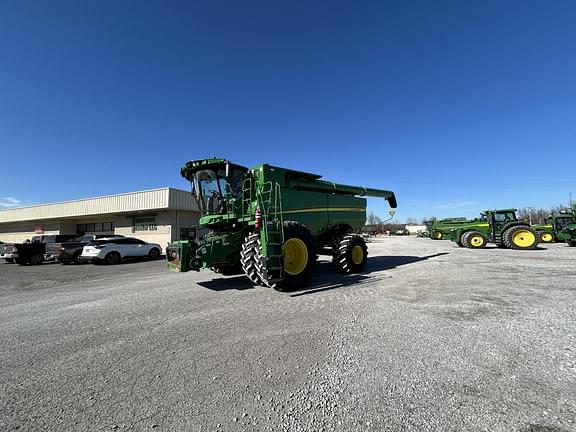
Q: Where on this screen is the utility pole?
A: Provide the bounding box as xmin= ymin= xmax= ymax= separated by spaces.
xmin=527 ymin=207 xmax=534 ymax=225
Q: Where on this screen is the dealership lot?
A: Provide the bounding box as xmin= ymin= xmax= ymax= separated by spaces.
xmin=1 ymin=237 xmax=575 ymax=431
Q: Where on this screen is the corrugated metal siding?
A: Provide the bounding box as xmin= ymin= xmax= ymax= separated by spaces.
xmin=168 ymin=188 xmax=200 ymax=211
xmin=0 ymin=188 xmax=172 ymax=223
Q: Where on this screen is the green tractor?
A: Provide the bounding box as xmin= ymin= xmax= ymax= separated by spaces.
xmin=531 ymin=209 xmax=576 ymax=243
xmin=166 ymin=158 xmax=397 ymax=291
xmin=563 ymin=224 xmax=576 ymax=247
xmin=450 ymin=209 xmax=539 ymax=250
xmin=430 ymin=217 xmax=474 ymax=240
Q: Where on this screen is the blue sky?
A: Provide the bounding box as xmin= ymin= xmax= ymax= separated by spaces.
xmin=1 ymin=0 xmax=575 ymax=221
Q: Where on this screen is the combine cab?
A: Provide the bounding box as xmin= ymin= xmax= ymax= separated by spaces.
xmin=166 ymin=158 xmax=397 ymax=291
xmin=451 ymin=209 xmax=539 ymax=250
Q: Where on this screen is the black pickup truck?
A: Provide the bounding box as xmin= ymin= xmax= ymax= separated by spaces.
xmin=12 ymin=235 xmax=79 ymax=265
xmin=45 ymin=234 xmax=123 ymax=264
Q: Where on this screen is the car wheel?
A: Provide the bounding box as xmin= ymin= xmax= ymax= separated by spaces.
xmin=30 ymin=254 xmax=44 ymax=265
xmin=104 ymin=252 xmax=121 ymax=265
xmin=148 ymin=248 xmax=160 ymax=259
xmin=70 ymin=252 xmax=82 ymax=264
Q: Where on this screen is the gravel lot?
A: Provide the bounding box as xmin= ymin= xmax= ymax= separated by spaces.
xmin=1 ymin=237 xmax=575 ymax=432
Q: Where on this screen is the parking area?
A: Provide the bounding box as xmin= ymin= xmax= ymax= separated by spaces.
xmin=1 ymin=236 xmax=575 ymax=431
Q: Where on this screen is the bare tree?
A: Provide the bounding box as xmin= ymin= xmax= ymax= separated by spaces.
xmin=517 ymin=203 xmax=573 ymax=224
xmin=366 ymin=212 xmax=382 ymax=225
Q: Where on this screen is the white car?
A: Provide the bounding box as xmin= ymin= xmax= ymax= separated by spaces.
xmin=80 ymin=237 xmax=162 ymax=265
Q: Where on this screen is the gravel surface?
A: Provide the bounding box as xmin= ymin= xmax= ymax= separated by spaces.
xmin=0 ymin=237 xmax=575 ymax=431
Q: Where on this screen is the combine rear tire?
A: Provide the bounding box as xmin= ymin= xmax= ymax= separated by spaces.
xmin=464 ymin=231 xmax=487 ymax=249
xmin=503 ymin=226 xmax=538 ymax=250
xmin=333 ymin=235 xmax=368 ymax=274
xmin=538 ymin=232 xmax=554 ymax=243
xmin=240 ymin=233 xmax=262 ymax=285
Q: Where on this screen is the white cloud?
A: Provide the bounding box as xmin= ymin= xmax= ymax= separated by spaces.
xmin=0 ymin=197 xmax=23 ymax=208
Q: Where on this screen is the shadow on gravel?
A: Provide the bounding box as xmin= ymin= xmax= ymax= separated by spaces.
xmin=197 ymin=276 xmax=255 ymax=291
xmin=290 ymin=252 xmax=450 ymax=297
xmin=197 ymin=253 xmax=450 ymax=294
xmin=365 ymin=252 xmax=449 ymax=271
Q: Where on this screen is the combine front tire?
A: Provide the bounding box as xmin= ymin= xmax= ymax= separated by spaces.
xmin=538 ymin=232 xmax=554 ymax=243
xmin=240 ymin=233 xmax=262 ymax=285
xmin=262 ymin=222 xmax=316 ymax=292
xmin=503 ymin=226 xmax=538 ymax=250
xmin=333 ymin=234 xmax=368 ymax=274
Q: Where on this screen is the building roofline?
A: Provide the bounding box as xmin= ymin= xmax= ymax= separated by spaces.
xmin=0 ymin=187 xmax=190 ymax=212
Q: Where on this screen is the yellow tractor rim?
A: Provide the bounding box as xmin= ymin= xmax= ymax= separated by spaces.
xmin=470 ymin=235 xmax=484 ymax=247
xmin=283 ymin=238 xmax=308 ymax=275
xmin=541 ymin=233 xmax=553 ymax=242
xmin=512 ymin=230 xmax=536 ymax=248
xmin=434 ymin=232 xmax=442 ymax=239
xmin=352 ymin=245 xmax=364 ymax=264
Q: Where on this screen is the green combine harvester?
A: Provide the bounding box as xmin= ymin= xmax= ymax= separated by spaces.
xmin=450 ymin=209 xmax=539 ymax=250
xmin=531 ymin=209 xmax=576 ymax=243
xmin=166 ymin=158 xmax=397 ymax=290
xmin=430 ymin=217 xmax=474 ymax=240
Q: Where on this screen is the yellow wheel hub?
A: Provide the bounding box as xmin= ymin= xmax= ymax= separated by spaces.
xmin=541 ymin=233 xmax=553 ymax=242
xmin=283 ymin=238 xmax=308 ymax=275
xmin=434 ymin=232 xmax=442 ymax=239
xmin=512 ymin=230 xmax=536 ymax=248
xmin=470 ymin=235 xmax=484 ymax=247
xmin=351 ymin=245 xmax=364 ymax=265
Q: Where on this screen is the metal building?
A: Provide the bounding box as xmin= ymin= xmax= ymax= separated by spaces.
xmin=0 ymin=188 xmax=200 ymax=248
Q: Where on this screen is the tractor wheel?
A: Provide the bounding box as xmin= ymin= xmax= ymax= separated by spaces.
xmin=431 ymin=230 xmax=443 ymax=240
xmin=465 ymin=231 xmax=487 ymax=249
xmin=503 ymin=226 xmax=538 ymax=250
xmin=460 ymin=232 xmax=472 ymax=248
xmin=567 ymin=240 xmax=576 ymax=247
xmin=538 ymin=232 xmax=554 ymax=243
xmin=333 ymin=234 xmax=368 ymax=274
xmin=260 ymin=221 xmax=316 ymax=291
xmin=240 ymin=232 xmax=262 ymax=285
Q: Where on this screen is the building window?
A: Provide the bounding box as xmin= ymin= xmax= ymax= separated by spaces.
xmin=77 ymin=221 xmax=115 ymax=234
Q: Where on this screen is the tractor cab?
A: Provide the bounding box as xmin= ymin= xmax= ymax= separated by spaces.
xmin=553 ymin=210 xmax=576 ymax=231
xmin=488 ymin=209 xmax=517 ymax=231
xmin=181 ymin=158 xmax=248 ymax=224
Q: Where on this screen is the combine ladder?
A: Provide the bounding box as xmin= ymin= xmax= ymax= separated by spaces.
xmin=257 ymin=182 xmax=284 ymax=284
